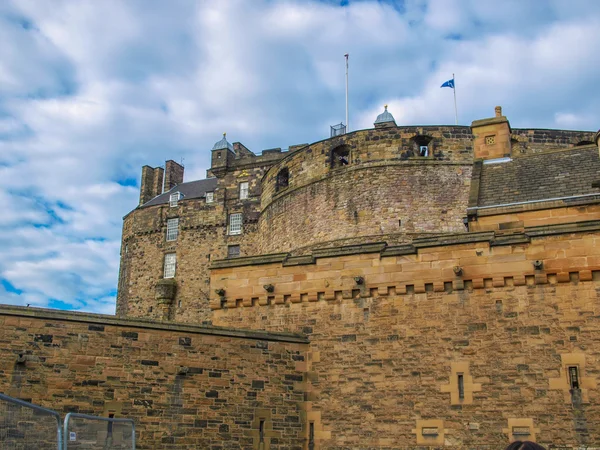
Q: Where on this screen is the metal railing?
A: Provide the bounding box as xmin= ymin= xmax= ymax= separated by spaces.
xmin=64 ymin=413 xmax=135 ymax=449
xmin=0 ymin=392 xmax=63 ymax=449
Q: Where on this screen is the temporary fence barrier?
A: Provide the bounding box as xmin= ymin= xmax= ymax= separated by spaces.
xmin=0 ymin=392 xmax=63 ymax=449
xmin=64 ymin=412 xmax=135 ymax=449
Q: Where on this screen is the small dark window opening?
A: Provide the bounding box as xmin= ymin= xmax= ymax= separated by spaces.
xmin=228 ymin=245 xmax=240 ymax=258
xmin=276 ymin=168 xmax=289 ymax=191
xmin=569 ymin=366 xmax=580 ymax=389
xmin=331 ymin=145 xmax=351 ymax=168
xmin=107 ymin=413 xmax=114 ymax=436
xmin=413 ymin=135 xmax=432 ymax=157
xmin=148 ymin=306 xmax=153 ymax=313
xmin=457 ymin=373 xmax=465 ymax=399
xmin=308 ymin=422 xmax=315 ymax=450
xmin=217 ymin=152 xmax=222 ymax=159
xmin=259 ymin=419 xmax=265 ymax=443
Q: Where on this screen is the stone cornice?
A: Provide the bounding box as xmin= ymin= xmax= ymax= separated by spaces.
xmin=211 ymin=220 xmax=600 ymax=270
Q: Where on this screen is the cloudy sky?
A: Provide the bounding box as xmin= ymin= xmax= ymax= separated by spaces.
xmin=1 ymin=0 xmax=599 ymax=314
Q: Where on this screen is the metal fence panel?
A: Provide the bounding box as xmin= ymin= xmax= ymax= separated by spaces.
xmin=64 ymin=413 xmax=135 ymax=449
xmin=0 ymin=392 xmax=62 ymax=450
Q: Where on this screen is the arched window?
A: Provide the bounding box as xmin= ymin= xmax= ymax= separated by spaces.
xmin=331 ymin=145 xmax=351 ymax=168
xmin=413 ymin=135 xmax=433 ymax=157
xmin=276 ymin=167 xmax=289 ymax=192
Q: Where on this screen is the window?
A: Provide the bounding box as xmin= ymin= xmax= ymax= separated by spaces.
xmin=227 ymin=245 xmax=240 ymax=258
xmin=331 ymin=145 xmax=350 ymax=168
xmin=239 ymin=182 xmax=249 ymax=200
xmin=419 ymin=145 xmax=429 ymax=157
xmin=229 ymin=213 xmax=242 ymax=235
xmin=457 ymin=373 xmax=464 ymax=399
xmin=569 ymin=366 xmax=580 ymax=389
xmin=205 ymin=192 xmax=214 ymax=203
xmin=166 ymin=218 xmax=179 ymax=241
xmin=169 ymin=192 xmax=181 ymax=207
xmin=276 ymin=168 xmax=289 ymax=191
xmin=164 ymin=253 xmax=176 ymax=278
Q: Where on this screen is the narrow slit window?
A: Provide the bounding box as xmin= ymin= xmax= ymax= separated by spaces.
xmin=309 ymin=422 xmax=315 ymax=450
xmin=569 ymin=366 xmax=580 ymax=389
xmin=229 ymin=213 xmax=243 ymax=235
xmin=164 ymin=253 xmax=176 ymax=278
xmin=107 ymin=413 xmax=114 ymax=436
xmin=166 ymin=218 xmax=179 ymax=241
xmin=457 ymin=373 xmax=465 ymax=399
xmin=259 ymin=419 xmax=265 ymax=444
xmin=239 ymin=182 xmax=249 ymax=199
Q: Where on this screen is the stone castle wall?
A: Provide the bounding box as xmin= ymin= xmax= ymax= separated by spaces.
xmin=209 ymin=225 xmax=600 ymax=449
xmin=0 ymin=307 xmax=308 ymax=449
xmin=117 ymin=118 xmax=597 ymax=322
xmin=258 ymin=163 xmax=472 ymax=254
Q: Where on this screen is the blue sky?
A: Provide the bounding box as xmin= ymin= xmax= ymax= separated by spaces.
xmin=1 ymin=0 xmax=599 ymax=314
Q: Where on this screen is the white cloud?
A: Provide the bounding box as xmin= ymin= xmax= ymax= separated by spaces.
xmin=0 ymin=0 xmax=599 ymax=313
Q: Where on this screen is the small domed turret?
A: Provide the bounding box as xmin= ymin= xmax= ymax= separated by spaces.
xmin=374 ymin=105 xmax=397 ymax=128
xmin=212 ymin=132 xmax=234 ymax=151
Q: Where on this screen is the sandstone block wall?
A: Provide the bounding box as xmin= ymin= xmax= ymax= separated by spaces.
xmin=0 ymin=307 xmax=308 ymax=450
xmin=210 ymin=226 xmax=600 ymax=448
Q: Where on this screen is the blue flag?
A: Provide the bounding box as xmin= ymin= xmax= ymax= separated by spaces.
xmin=441 ymin=78 xmax=455 ymax=89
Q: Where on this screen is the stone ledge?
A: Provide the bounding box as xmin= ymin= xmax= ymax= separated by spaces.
xmin=211 ymin=252 xmax=289 ymax=269
xmin=0 ymin=305 xmax=308 ymax=344
xmin=471 ymin=197 xmax=600 ymax=217
xmin=210 ymin=221 xmax=600 ymax=270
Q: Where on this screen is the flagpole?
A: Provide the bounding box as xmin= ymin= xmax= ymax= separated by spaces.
xmin=453 ymin=73 xmax=458 ymax=125
xmin=345 ymin=53 xmax=349 ymax=132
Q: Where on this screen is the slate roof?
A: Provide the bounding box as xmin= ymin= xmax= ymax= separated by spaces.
xmin=141 ymin=178 xmax=218 ymax=208
xmin=476 ymin=147 xmax=600 ymax=207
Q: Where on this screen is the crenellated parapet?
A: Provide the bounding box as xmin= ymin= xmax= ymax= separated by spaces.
xmin=210 ymin=220 xmax=600 ymax=311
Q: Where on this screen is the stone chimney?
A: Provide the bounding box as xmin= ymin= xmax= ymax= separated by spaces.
xmin=164 ymin=160 xmax=184 ymax=192
xmin=139 ymin=165 xmax=164 ymax=206
xmin=471 ymin=106 xmax=511 ymax=160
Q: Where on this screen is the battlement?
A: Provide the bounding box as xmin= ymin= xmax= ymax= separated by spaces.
xmin=209 ymin=220 xmax=600 ymax=311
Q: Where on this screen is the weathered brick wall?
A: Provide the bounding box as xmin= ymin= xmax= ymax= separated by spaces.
xmin=260 ymin=126 xmax=473 ymax=209
xmin=511 ymin=128 xmax=596 ymax=155
xmin=210 ymin=226 xmax=600 ymax=449
xmin=118 ymin=162 xmax=269 ymax=323
xmin=258 ymin=163 xmax=472 ymax=254
xmin=0 ymin=307 xmax=308 ymax=450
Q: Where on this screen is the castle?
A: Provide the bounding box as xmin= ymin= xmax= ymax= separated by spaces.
xmin=1 ymin=105 xmax=600 ymax=449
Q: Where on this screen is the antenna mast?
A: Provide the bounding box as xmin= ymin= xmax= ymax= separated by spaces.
xmin=345 ymin=53 xmax=349 ymax=132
